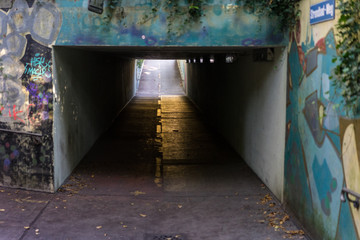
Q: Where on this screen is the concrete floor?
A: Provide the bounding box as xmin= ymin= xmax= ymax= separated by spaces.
xmin=0 ymin=60 xmax=307 ymax=240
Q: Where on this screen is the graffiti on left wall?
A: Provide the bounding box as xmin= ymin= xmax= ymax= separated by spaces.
xmin=0 ymin=0 xmax=61 ymax=191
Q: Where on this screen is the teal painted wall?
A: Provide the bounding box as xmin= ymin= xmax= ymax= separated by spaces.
xmin=55 ymin=0 xmax=287 ymax=47
xmin=284 ymin=1 xmax=360 ymax=239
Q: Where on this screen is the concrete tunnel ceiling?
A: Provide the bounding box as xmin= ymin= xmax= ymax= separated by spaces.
xmin=54 ymin=46 xmax=278 ymax=60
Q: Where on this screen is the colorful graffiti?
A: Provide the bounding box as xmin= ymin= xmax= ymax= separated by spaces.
xmin=285 ymin=20 xmax=360 ymax=240
xmin=0 ymin=0 xmax=61 ymax=192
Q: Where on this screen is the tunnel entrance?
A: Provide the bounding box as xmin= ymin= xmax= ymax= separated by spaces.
xmin=137 ymin=60 xmax=185 ymax=97
xmin=45 ymin=49 xmax=305 ymax=239
xmin=52 ymin=46 xmax=287 ymax=201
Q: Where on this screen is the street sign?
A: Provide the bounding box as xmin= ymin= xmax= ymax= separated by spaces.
xmin=310 ymin=0 xmax=335 ymax=25
xmin=88 ymin=0 xmax=105 ymax=14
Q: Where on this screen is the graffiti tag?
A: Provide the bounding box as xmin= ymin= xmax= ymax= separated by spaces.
xmin=24 ymin=53 xmax=52 ymax=81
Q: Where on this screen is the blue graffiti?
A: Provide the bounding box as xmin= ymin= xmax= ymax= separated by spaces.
xmin=312 ymin=156 xmax=337 ymax=216
xmin=24 ymin=53 xmax=52 ymax=81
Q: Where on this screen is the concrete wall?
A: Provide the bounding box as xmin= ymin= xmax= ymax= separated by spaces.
xmin=135 ymin=59 xmax=144 ymax=89
xmin=186 ymin=48 xmax=287 ymax=200
xmin=55 ymin=0 xmax=287 ymax=47
xmin=53 ymin=47 xmax=136 ymax=190
xmin=177 ymin=60 xmax=186 ymax=92
xmin=285 ymin=1 xmax=359 ymax=239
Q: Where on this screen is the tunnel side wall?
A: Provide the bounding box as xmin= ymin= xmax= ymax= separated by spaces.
xmin=186 ymin=48 xmax=287 ymax=200
xmin=53 ymin=48 xmax=136 ymax=190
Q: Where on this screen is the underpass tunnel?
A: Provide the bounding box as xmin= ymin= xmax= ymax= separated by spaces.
xmin=52 ymin=46 xmax=287 ymax=201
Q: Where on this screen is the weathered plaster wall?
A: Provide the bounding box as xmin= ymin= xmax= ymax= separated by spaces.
xmin=55 ymin=0 xmax=287 ymax=47
xmin=53 ymin=47 xmax=136 ymax=190
xmin=285 ymin=0 xmax=359 ymax=239
xmin=186 ymin=48 xmax=287 ymax=200
xmin=0 ymin=0 xmax=61 ymax=191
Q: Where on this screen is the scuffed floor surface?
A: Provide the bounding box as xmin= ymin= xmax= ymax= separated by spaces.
xmin=0 ymin=95 xmax=307 ymax=240
xmin=0 ymin=60 xmax=307 ymax=239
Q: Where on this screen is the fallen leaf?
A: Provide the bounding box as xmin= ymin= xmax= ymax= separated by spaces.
xmin=96 ymin=226 xmax=102 ymax=229
xmin=281 ymin=215 xmax=289 ymax=223
xmin=123 ymin=225 xmax=127 ymax=228
xmin=139 ymin=214 xmax=147 ymax=218
xmin=15 ymin=198 xmax=47 ymax=204
xmin=131 ymin=191 xmax=146 ymax=196
xmin=267 ymin=212 xmax=277 ymax=218
xmin=0 ymin=209 xmax=5 ymax=212
xmin=178 ymin=204 xmax=183 ymax=209
xmin=285 ymin=230 xmax=304 ymax=235
xmin=24 ymin=226 xmax=30 ymax=230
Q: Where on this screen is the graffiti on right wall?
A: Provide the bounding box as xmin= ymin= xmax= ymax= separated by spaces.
xmin=285 ymin=7 xmax=360 ymax=239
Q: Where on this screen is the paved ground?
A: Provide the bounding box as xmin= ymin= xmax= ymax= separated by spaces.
xmin=0 ymin=60 xmax=308 ymax=240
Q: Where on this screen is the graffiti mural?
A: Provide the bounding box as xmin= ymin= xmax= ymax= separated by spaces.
xmin=55 ymin=0 xmax=286 ymax=47
xmin=285 ymin=17 xmax=360 ymax=240
xmin=0 ymin=0 xmax=61 ymax=192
